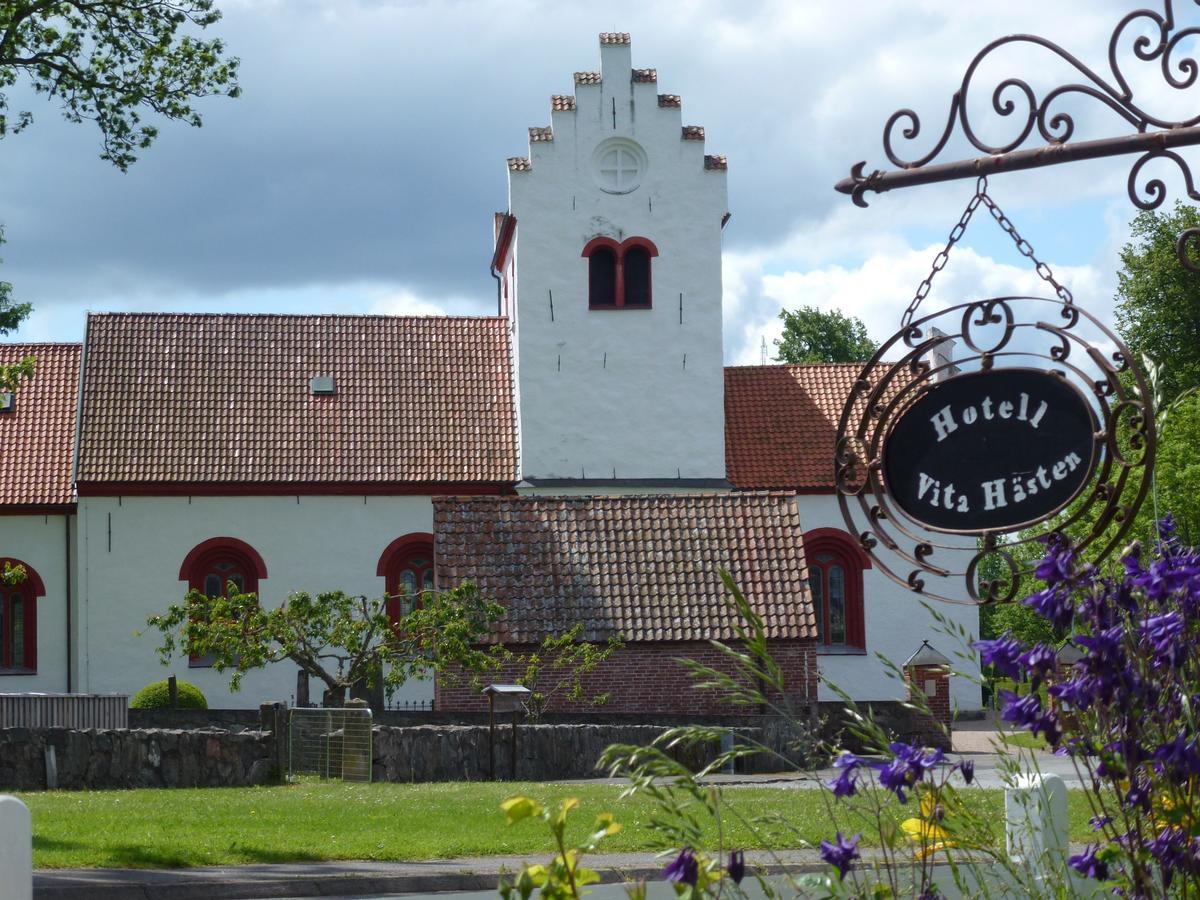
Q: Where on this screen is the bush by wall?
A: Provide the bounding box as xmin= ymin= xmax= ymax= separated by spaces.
xmin=130 ymin=679 xmax=208 ymax=710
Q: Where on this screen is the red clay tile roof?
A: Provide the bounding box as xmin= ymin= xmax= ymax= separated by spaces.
xmin=508 ymin=156 xmax=531 ymax=172
xmin=682 ymin=125 xmax=705 ymax=141
xmin=574 ymin=71 xmax=602 ymax=85
xmin=0 ymin=344 xmax=80 ymax=508
xmin=551 ymin=95 xmax=576 ymax=111
xmin=725 ymin=363 xmax=878 ymax=491
xmin=632 ymin=68 xmax=657 ymax=83
xmin=76 ymin=314 xmax=517 ymax=488
xmin=528 ymin=126 xmax=553 ymax=143
xmin=599 ymin=32 xmax=630 ymax=45
xmin=704 ymin=154 xmax=727 ymax=170
xmin=658 ymin=94 xmax=681 ymax=108
xmin=434 ymin=493 xmax=814 ymax=643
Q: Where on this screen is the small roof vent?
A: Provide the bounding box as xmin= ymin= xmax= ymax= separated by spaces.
xmin=309 ymin=376 xmax=336 ymax=396
xmin=0 ymin=392 xmax=13 ymax=413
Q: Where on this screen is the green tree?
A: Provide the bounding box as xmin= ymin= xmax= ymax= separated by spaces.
xmin=0 ymin=0 xmax=240 ymax=170
xmin=774 ymin=306 xmax=878 ymax=364
xmin=146 ymin=582 xmax=504 ymax=707
xmin=1114 ymin=202 xmax=1200 ymax=401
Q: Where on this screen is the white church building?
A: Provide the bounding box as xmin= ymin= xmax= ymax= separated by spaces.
xmin=0 ymin=34 xmax=981 ymax=714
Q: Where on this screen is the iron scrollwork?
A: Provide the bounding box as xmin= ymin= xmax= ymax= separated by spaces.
xmin=837 ymin=1 xmax=1200 ymax=256
xmin=836 ymin=296 xmax=1156 ymax=604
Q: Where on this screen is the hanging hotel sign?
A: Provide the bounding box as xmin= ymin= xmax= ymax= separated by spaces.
xmin=882 ymin=369 xmax=1099 ymax=533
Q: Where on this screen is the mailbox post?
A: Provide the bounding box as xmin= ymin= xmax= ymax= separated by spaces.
xmin=482 ymin=684 xmax=531 ymax=781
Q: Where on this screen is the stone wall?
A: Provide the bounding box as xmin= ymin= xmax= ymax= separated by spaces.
xmin=0 ymin=727 xmax=274 ymax=791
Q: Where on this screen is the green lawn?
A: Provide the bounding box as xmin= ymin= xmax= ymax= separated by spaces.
xmin=17 ymin=781 xmax=1104 ymax=869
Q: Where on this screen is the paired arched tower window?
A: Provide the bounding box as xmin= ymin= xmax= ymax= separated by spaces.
xmin=0 ymin=558 xmax=44 ymax=673
xmin=803 ymin=528 xmax=870 ymax=651
xmin=583 ymin=236 xmax=658 ymax=309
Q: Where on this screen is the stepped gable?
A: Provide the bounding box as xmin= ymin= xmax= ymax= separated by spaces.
xmin=0 ymin=343 xmax=81 ymax=508
xmin=76 ymin=313 xmax=518 ymax=490
xmin=434 ymin=492 xmax=814 ymax=644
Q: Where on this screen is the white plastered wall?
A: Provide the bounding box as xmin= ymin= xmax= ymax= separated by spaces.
xmin=0 ymin=514 xmax=72 ymax=693
xmin=509 ymin=40 xmax=728 ymax=482
xmin=75 ymin=495 xmax=437 ymax=709
xmin=797 ymin=493 xmax=982 ymax=711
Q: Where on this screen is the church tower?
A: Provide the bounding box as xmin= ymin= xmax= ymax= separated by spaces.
xmin=498 ymin=33 xmax=729 ymax=487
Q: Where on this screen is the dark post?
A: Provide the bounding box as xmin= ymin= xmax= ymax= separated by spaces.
xmin=296 ymin=669 xmax=309 ymax=708
xmin=510 ymin=708 xmax=518 ymax=780
xmin=258 ymin=701 xmax=290 ymax=783
xmin=488 ymin=692 xmax=496 ymax=781
xmin=168 ymin=674 xmax=178 ymax=709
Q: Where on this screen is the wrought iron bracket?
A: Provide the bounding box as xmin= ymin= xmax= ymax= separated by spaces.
xmin=836 ymin=3 xmax=1200 ymax=270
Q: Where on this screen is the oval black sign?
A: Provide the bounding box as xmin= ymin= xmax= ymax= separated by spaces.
xmin=882 ymin=369 xmax=1098 ymax=533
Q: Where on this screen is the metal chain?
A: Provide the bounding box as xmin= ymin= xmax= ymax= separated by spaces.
xmin=903 ymin=176 xmax=1074 ymax=328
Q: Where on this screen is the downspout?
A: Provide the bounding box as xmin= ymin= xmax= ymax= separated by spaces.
xmin=68 ymin=321 xmax=89 ymax=694
xmin=491 ymin=267 xmax=502 ymax=316
xmin=64 ymin=513 xmax=72 ymax=693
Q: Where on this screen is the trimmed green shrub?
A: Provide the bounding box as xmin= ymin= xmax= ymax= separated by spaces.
xmin=130 ymin=678 xmax=208 ymax=710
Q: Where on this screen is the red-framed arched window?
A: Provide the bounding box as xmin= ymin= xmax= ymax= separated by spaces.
xmin=803 ymin=528 xmax=870 ymax=651
xmin=179 ymin=538 xmax=268 ymax=667
xmin=582 ymin=236 xmax=658 ymax=309
xmin=0 ymin=558 xmax=44 ymax=673
xmin=377 ymin=533 xmax=435 ymax=625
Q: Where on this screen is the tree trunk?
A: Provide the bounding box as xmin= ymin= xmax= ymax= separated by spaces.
xmin=322 ymin=685 xmax=347 ymax=708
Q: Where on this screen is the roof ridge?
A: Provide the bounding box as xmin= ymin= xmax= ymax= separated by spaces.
xmin=84 ymin=312 xmax=510 ymax=323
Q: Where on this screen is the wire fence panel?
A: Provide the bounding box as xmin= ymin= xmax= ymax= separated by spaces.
xmin=288 ymin=707 xmax=373 ymax=783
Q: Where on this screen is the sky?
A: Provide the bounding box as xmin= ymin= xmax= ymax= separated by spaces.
xmin=0 ymin=0 xmax=1194 ymax=364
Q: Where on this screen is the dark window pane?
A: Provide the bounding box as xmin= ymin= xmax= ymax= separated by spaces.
xmin=810 ymin=571 xmax=824 ymax=644
xmin=422 ymin=571 xmax=435 ymax=591
xmin=215 ymin=561 xmax=234 ymax=572
xmin=10 ymin=596 xmax=23 ymax=668
xmin=829 ymin=566 xmax=846 ymax=644
xmin=230 ymin=574 xmax=245 ymax=593
xmin=407 ymin=556 xmax=430 ymax=568
xmin=624 ymin=247 xmax=651 ymax=305
xmin=400 ymin=571 xmax=417 ymax=594
xmin=589 ymin=248 xmax=617 ymax=306
xmin=204 ymin=574 xmax=221 ymax=598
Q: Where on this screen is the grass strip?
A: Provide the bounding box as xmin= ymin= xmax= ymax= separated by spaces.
xmin=18 ymin=781 xmax=1099 ymax=870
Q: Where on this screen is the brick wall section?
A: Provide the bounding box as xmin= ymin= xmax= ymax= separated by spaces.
xmin=904 ymin=664 xmax=952 ymax=750
xmin=436 ymin=640 xmax=818 ymax=714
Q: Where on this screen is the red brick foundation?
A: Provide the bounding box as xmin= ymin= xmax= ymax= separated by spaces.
xmin=436 ymin=640 xmax=818 ymax=715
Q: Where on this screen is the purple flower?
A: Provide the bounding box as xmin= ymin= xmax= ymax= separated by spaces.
xmin=1141 ymin=611 xmax=1186 ymax=668
xmin=972 ymin=634 xmax=1025 ymax=680
xmin=1019 ymin=643 xmax=1057 ymax=687
xmin=726 ymin=850 xmax=745 ymax=885
xmin=1089 ymin=814 xmax=1111 ymax=831
xmin=999 ymin=691 xmax=1060 ymax=746
xmin=873 ymin=743 xmax=943 ymax=803
xmin=1048 ymin=676 xmax=1098 ymax=712
xmin=1124 ymin=776 xmax=1151 ymax=813
xmin=1068 ymin=845 xmax=1109 ymax=881
xmin=1153 ymin=733 xmax=1200 ymax=778
xmin=958 ymin=758 xmax=975 ymax=785
xmin=819 ymin=831 xmax=860 ymax=880
xmin=829 ymin=764 xmax=859 ymax=798
xmin=663 ymin=848 xmax=698 ymax=886
xmin=1022 ymin=586 xmax=1075 ymax=631
xmin=1034 ymin=534 xmax=1077 ymax=586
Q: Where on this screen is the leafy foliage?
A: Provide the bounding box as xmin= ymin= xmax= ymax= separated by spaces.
xmin=130 ymin=678 xmax=207 ymax=710
xmin=0 ymin=225 xmax=33 ymax=393
xmin=497 ymin=796 xmax=621 ymax=900
xmin=774 ymin=305 xmax=878 ymax=364
xmin=145 ymin=582 xmax=503 ymax=706
xmin=484 ymin=624 xmax=623 ymax=722
xmin=1115 ymin=202 xmax=1200 ymax=403
xmin=0 ymin=0 xmax=240 ymax=170
xmin=1 ymin=560 xmax=26 ymax=586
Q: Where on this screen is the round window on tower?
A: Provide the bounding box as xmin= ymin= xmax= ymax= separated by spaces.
xmin=592 ymin=138 xmax=647 ymax=194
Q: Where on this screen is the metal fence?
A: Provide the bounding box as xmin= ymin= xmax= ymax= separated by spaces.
xmin=0 ymin=693 xmax=128 ymax=729
xmin=288 ymin=707 xmax=373 ymax=783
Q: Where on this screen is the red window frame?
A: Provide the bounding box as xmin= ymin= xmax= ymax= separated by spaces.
xmin=0 ymin=558 xmax=44 ymax=674
xmin=178 ymin=538 xmax=268 ymax=667
xmin=582 ymin=236 xmax=658 ymax=309
xmin=377 ymin=533 xmax=436 ymax=626
xmin=803 ymin=529 xmax=869 ymax=651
